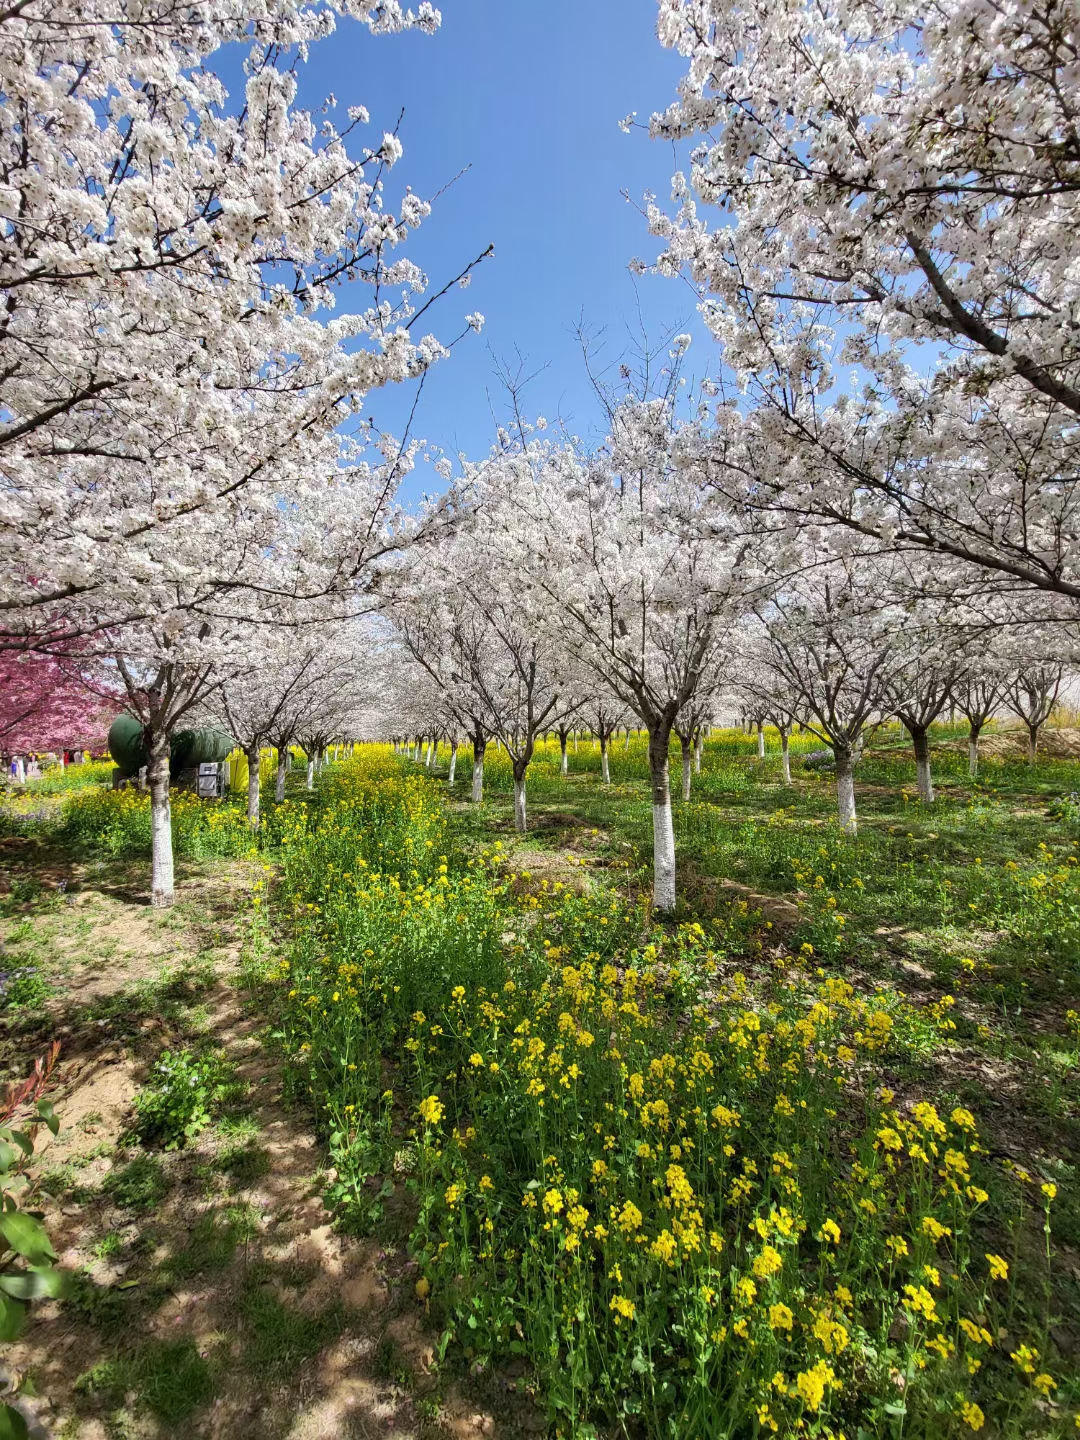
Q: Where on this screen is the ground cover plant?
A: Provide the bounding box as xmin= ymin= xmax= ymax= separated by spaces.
xmin=6 ymin=0 xmax=1080 ymax=1433
xmin=259 ymin=739 xmax=1080 ymax=1439
xmin=0 ymin=727 xmax=1078 ymax=1436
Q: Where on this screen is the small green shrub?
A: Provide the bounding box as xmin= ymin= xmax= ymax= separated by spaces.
xmin=0 ymin=966 xmax=53 ymax=1011
xmin=132 ymin=1049 xmax=233 ymax=1150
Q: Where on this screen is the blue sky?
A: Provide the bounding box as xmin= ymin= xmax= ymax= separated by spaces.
xmin=296 ymin=0 xmax=710 ymax=494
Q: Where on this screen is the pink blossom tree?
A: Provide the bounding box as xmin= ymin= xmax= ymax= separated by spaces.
xmin=0 ymin=654 xmax=111 ymax=759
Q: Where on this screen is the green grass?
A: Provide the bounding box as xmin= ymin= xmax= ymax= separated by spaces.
xmin=258 ymin=737 xmax=1080 ymax=1438
xmin=14 ymin=727 xmax=1080 ymax=1437
xmin=238 ymin=1271 xmax=345 ymax=1378
xmin=102 ymin=1156 xmax=170 ymax=1213
xmin=75 ymin=1338 xmax=215 ymax=1424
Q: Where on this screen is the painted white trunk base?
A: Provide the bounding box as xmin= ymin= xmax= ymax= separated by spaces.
xmin=150 ymin=760 xmax=174 ymax=908
xmin=652 ymin=800 xmax=676 ymax=911
xmin=246 ymin=750 xmax=261 ymax=828
xmin=915 ymin=756 xmax=934 ymax=804
xmin=836 ymin=761 xmax=857 ymax=836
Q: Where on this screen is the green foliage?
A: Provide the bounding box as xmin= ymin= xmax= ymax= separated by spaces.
xmin=0 ymin=967 xmax=53 ymax=1013
xmin=238 ymin=1271 xmax=344 ymax=1377
xmin=132 ymin=1048 xmax=233 ymax=1149
xmin=161 ymin=1205 xmax=257 ymax=1281
xmin=1 ymin=1067 xmax=66 ymax=1349
xmin=261 ymin=746 xmax=1075 ymax=1439
xmin=75 ymin=1338 xmax=214 ymax=1424
xmin=57 ymin=787 xmax=256 ymax=860
xmin=216 ymin=1140 xmax=272 ymax=1187
xmin=102 ymin=1156 xmax=169 ymax=1213
xmin=23 ymin=761 xmax=115 ymax=795
xmin=0 ymin=1053 xmax=66 ymax=1440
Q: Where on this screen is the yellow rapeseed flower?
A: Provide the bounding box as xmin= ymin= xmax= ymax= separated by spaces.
xmin=418 ymin=1095 xmax=444 ymax=1125
xmin=960 ymin=1401 xmax=985 ymax=1431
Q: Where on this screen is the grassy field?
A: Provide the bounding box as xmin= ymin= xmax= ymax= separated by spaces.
xmin=1 ymin=725 xmax=1078 ymax=1438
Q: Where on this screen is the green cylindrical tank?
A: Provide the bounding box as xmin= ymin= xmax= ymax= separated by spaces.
xmin=108 ymin=715 xmax=234 ymax=780
xmin=170 ymin=727 xmax=234 ymax=776
xmin=108 ymin=714 xmax=148 ymax=777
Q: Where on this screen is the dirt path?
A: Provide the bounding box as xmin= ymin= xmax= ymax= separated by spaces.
xmin=1 ymin=852 xmax=502 ymax=1439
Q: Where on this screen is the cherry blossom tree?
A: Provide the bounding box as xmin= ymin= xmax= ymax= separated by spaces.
xmin=1004 ymin=663 xmax=1065 ymax=765
xmin=732 ymin=660 xmax=799 ymax=786
xmin=585 ymin=696 xmax=630 ymax=787
xmin=391 ymin=519 xmax=578 ymax=832
xmin=753 ymin=558 xmax=901 ymax=836
xmin=208 ymin=623 xmax=375 ymax=823
xmin=953 ymin=672 xmax=1006 ymax=780
xmin=386 ymin=580 xmax=495 ymax=804
xmin=476 ymin=398 xmax=755 ymax=910
xmin=644 ymin=0 xmax=1080 ymax=606
xmin=0 ymin=0 xmax=492 ymax=653
xmin=885 ymin=648 xmax=962 ymax=805
xmin=673 ymin=696 xmax=713 ymax=801
xmin=0 ymin=653 xmax=111 ymax=758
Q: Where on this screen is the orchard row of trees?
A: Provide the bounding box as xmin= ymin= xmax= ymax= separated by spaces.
xmin=2 ymin=0 xmax=1078 ymax=910
xmin=379 ymin=387 xmax=1073 ymax=910
xmin=0 ymin=0 xmax=489 ymax=902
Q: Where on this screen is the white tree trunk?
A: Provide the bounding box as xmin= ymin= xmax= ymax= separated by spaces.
xmin=472 ymin=742 xmax=485 ymax=803
xmin=757 ymin=724 xmax=765 ymax=760
xmin=149 ymin=740 xmax=175 ymax=909
xmin=560 ymin=737 xmax=568 ymax=776
xmin=780 ymin=730 xmax=791 ymax=785
xmin=911 ymin=727 xmax=934 ymax=803
xmin=246 ymin=745 xmax=261 ymax=828
xmin=448 ymin=741 xmax=458 ymax=786
xmin=968 ymin=729 xmax=980 ymax=778
xmin=694 ymin=733 xmax=702 ymax=774
xmin=835 ymin=747 xmax=857 ymax=836
xmin=649 ymin=727 xmax=676 ymax=911
xmin=275 ymin=755 xmax=286 ymax=802
xmin=513 ymin=772 xmax=527 ymax=833
xmin=425 ymin=739 xmax=433 ymax=767
xmin=681 ymin=737 xmax=692 ymax=801
xmin=1027 ymin=724 xmax=1039 ymax=765
xmin=573 ymin=732 xmax=578 ymax=753
xmin=306 ymin=758 xmax=315 ymax=790
xmin=601 ymin=736 xmax=611 ymax=785
xmin=14 ymin=756 xmax=25 ymax=784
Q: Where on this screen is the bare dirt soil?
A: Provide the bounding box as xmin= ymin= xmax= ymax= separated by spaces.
xmin=1 ymin=852 xmax=512 ymax=1439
